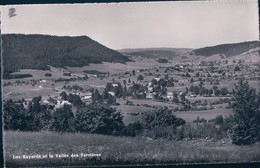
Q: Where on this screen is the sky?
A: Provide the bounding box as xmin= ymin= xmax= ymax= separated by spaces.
xmin=1 ymin=0 xmax=259 ymax=49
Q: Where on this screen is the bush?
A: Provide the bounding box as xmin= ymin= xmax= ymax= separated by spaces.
xmin=45 ymin=73 xmax=52 ymax=77
xmin=125 ymin=121 xmax=143 ymax=137
xmin=193 ymin=116 xmax=207 ymax=123
xmin=157 ymin=59 xmax=168 ymax=63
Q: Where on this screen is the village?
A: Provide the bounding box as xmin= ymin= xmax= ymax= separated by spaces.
xmin=3 ymin=54 xmax=260 ymax=124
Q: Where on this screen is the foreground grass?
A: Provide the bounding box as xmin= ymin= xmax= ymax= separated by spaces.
xmin=4 ymin=131 xmax=260 ymax=167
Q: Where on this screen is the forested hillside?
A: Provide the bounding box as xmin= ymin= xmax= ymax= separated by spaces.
xmin=193 ymin=41 xmax=259 ymax=57
xmin=2 ymin=34 xmax=130 ymax=73
xmin=119 ymin=48 xmax=192 ymax=58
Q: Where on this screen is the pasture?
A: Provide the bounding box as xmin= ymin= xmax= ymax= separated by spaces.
xmin=4 ymin=131 xmax=260 ymax=167
xmin=174 ymin=108 xmax=233 ymax=123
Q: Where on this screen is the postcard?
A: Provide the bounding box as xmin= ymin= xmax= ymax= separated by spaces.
xmin=1 ymin=1 xmax=259 ymax=167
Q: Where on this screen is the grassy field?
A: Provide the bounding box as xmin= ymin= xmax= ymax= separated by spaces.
xmin=174 ymin=108 xmax=233 ymax=123
xmin=4 ymin=131 xmax=260 ymax=167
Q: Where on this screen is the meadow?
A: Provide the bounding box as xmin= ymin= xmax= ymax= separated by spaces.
xmin=4 ymin=131 xmax=260 ymax=167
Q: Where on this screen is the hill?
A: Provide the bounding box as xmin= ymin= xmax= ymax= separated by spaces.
xmin=2 ymin=34 xmax=131 ymax=73
xmin=193 ymin=41 xmax=259 ymax=57
xmin=119 ymin=48 xmax=192 ymax=58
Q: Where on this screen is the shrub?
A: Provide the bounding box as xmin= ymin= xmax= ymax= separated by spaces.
xmin=193 ymin=116 xmax=207 ymax=123
xmin=125 ymin=121 xmax=143 ymax=137
xmin=45 ymin=73 xmax=52 ymax=77
xmin=157 ymin=59 xmax=168 ymax=63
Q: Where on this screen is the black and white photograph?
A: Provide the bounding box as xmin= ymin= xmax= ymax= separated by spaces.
xmin=1 ymin=0 xmax=260 ymax=167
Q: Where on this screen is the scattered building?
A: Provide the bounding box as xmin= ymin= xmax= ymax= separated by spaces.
xmin=167 ymin=92 xmax=174 ymax=99
xmin=108 ymin=91 xmax=116 ymax=96
xmin=81 ymin=92 xmax=92 ymax=100
xmin=112 ymin=82 xmax=119 ymax=87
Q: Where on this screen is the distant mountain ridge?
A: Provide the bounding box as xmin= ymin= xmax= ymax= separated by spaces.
xmin=2 ymin=34 xmax=130 ymax=73
xmin=193 ymin=41 xmax=259 ymax=57
xmin=119 ymin=48 xmax=192 ymax=58
xmin=119 ymin=41 xmax=259 ymax=58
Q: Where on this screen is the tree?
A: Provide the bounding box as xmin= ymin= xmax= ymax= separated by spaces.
xmin=68 ymin=94 xmax=83 ymax=106
xmin=91 ymin=89 xmax=102 ymax=103
xmin=185 ymin=72 xmax=191 ymax=77
xmin=60 ymin=91 xmax=68 ymax=100
xmin=209 ymin=89 xmax=213 ymax=96
xmin=151 ymin=79 xmax=158 ymax=85
xmin=27 ymin=96 xmax=51 ymax=131
xmin=196 ymin=72 xmax=200 ymax=77
xmin=76 ymin=103 xmax=126 ymax=135
xmin=137 ymin=75 xmax=144 ymax=81
xmin=220 ymin=87 xmax=229 ymax=96
xmin=50 ymin=105 xmax=75 ymax=132
xmin=142 ymin=107 xmax=185 ymax=129
xmin=230 ymin=79 xmax=260 ymax=145
xmin=190 ymin=78 xmax=194 ymax=84
xmin=132 ymin=70 xmax=136 ymax=76
xmin=215 ymin=89 xmax=221 ymax=96
xmin=3 ymin=99 xmax=26 ymax=130
xmin=234 ymin=66 xmax=240 ymax=71
xmin=125 ymin=121 xmax=143 ymax=136
xmin=122 ymin=85 xmax=127 ymax=99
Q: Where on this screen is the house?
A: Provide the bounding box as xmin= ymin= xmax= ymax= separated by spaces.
xmin=81 ymin=92 xmax=92 ymax=100
xmin=86 ymin=74 xmax=97 ymax=78
xmin=187 ymin=92 xmax=196 ymax=98
xmin=108 ymin=91 xmax=115 ymax=96
xmin=42 ymin=99 xmax=50 ymax=104
xmin=55 ymin=100 xmax=72 ymax=109
xmin=167 ymin=92 xmax=174 ymax=99
xmin=146 ymin=93 xmax=154 ymax=99
xmin=72 ymin=73 xmax=85 ymax=78
xmin=40 ymin=80 xmax=46 ymax=83
xmin=63 ymin=72 xmax=71 ymax=76
xmin=148 ymin=86 xmax=153 ymax=92
xmin=112 ymin=82 xmax=118 ymax=87
xmin=154 ymin=78 xmax=161 ymax=82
